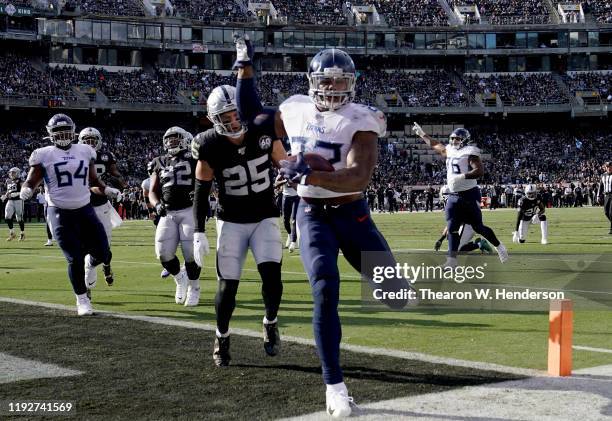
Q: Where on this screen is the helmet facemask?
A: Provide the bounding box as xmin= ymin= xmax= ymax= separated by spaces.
xmin=80 ymin=135 xmax=101 ymax=151
xmin=308 ymin=67 xmax=356 ymax=111
xmin=208 ymin=108 xmax=246 ymax=139
xmin=48 ymin=125 xmax=75 ymax=148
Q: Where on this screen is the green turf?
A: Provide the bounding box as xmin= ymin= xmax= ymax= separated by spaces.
xmin=0 ymin=302 xmax=521 ymax=420
xmin=1 ymin=207 xmax=611 ymax=370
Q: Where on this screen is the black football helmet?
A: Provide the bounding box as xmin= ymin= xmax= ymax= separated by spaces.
xmin=449 ymin=128 xmax=473 ymax=148
xmin=308 ymin=48 xmax=356 ymax=111
xmin=46 ymin=114 xmax=76 ymax=149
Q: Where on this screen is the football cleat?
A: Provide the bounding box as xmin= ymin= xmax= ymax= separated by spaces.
xmin=213 ymin=335 xmax=231 ymax=367
xmin=263 ymin=321 xmax=281 ymax=356
xmin=184 ymin=281 xmax=200 ymax=307
xmin=496 ymin=243 xmax=509 ymax=264
xmin=18 ymin=232 xmax=25 ymax=241
xmin=541 ymin=238 xmax=548 ymax=245
xmin=326 ymin=388 xmax=354 ymax=419
xmin=442 ymin=257 xmax=458 ymax=269
xmin=103 ymin=264 xmax=114 ymax=286
xmin=84 ymin=255 xmax=97 ymax=289
xmin=174 ymin=270 xmax=189 ymax=304
xmin=44 ymin=239 xmax=53 ymax=246
xmin=160 ymin=268 xmax=170 ymax=278
xmin=6 ymin=232 xmax=16 ymax=241
xmin=76 ymin=294 xmax=93 ymax=316
xmin=288 ymin=242 xmax=296 ymax=253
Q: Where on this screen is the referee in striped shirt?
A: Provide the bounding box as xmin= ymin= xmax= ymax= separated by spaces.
xmin=598 ymin=161 xmax=612 ymax=234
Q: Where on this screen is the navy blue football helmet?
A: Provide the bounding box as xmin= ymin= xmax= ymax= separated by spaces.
xmin=449 ymin=128 xmax=473 ymax=148
xmin=46 ymin=113 xmax=76 ymax=148
xmin=308 ymin=48 xmax=356 ymax=111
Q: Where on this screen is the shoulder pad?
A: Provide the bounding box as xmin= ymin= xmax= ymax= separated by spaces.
xmin=279 ymin=94 xmax=310 ymax=115
xmin=352 ymin=104 xmax=387 ymax=137
xmin=147 ymin=158 xmax=160 ymax=175
xmin=191 ymin=129 xmax=218 ymax=160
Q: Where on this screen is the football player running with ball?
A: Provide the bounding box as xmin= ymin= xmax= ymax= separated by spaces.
xmin=20 ymin=114 xmax=120 ymax=316
xmin=513 ymin=184 xmax=548 ymax=244
xmin=235 ymin=35 xmax=414 ymax=417
xmin=148 ymin=127 xmax=201 ymax=307
xmin=413 ymin=124 xmax=509 ymax=267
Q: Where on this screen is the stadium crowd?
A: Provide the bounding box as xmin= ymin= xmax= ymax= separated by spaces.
xmin=272 ymin=0 xmax=347 ymax=25
xmin=563 ymin=72 xmax=612 ymax=102
xmin=62 ymin=0 xmax=145 ymax=16
xmin=358 ymin=0 xmax=449 ymax=27
xmin=2 ymin=124 xmax=609 ymax=219
xmin=463 ymin=73 xmax=568 ymax=106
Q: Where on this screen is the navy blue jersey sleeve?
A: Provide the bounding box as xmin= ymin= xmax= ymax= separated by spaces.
xmin=251 ymin=107 xmax=278 ymax=138
xmin=236 ymin=77 xmax=264 ymax=125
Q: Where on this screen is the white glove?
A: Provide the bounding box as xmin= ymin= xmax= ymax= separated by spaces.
xmin=531 ymin=214 xmax=540 ymax=224
xmin=193 ymin=232 xmax=210 ymax=268
xmin=512 ymin=231 xmax=520 ymax=244
xmin=412 ymin=122 xmax=426 ymax=138
xmin=235 ymin=34 xmax=251 ymax=62
xmin=0 ymin=194 xmax=6 ymax=202
xmin=105 ymin=187 xmax=120 ymax=199
xmin=19 ymin=187 xmax=33 ymax=200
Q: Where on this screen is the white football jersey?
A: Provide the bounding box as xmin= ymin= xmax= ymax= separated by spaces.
xmin=29 ymin=144 xmax=96 ymax=209
xmin=279 ymin=95 xmax=387 ymax=199
xmin=445 ymin=145 xmax=480 ymax=193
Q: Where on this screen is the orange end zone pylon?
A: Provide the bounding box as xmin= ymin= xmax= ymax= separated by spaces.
xmin=548 ymin=299 xmax=573 ymax=376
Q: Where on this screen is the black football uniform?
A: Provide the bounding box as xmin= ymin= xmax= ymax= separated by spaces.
xmin=148 ymin=150 xmax=196 ymax=211
xmin=515 ymin=196 xmax=545 ymax=231
xmin=5 ymin=178 xmax=22 ymax=201
xmin=192 ymin=112 xmax=280 ymax=224
xmin=90 ymin=150 xmax=118 ymax=207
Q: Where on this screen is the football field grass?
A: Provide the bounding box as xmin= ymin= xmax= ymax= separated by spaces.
xmin=1 ymin=207 xmax=611 ymax=371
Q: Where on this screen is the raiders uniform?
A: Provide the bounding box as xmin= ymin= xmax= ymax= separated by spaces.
xmin=192 ymin=112 xmax=281 ymax=280
xmin=4 ymin=177 xmax=24 ymax=222
xmin=191 ymin=120 xmax=279 ymax=224
xmin=90 ymin=150 xmax=118 ymax=207
xmin=148 ymin=149 xmax=197 ymax=265
xmin=148 ymin=150 xmax=196 ymax=211
xmin=515 ymin=196 xmax=548 ymax=243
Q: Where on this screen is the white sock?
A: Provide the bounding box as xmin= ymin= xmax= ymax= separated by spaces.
xmin=541 ymin=220 xmax=548 ymax=241
xmin=216 ymin=328 xmax=230 ymax=338
xmin=189 ymin=278 xmax=200 ymax=289
xmin=76 ymin=293 xmax=89 ymax=301
xmin=9 ymin=229 xmax=14 ymax=234
xmin=326 ymin=382 xmax=347 ymax=394
xmin=263 ymin=316 xmax=277 ymax=325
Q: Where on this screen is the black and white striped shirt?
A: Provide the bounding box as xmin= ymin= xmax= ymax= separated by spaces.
xmin=600 ymin=173 xmax=612 ymax=195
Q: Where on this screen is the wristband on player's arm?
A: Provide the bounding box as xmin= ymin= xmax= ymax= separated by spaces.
xmin=193 ymin=178 xmax=212 ymax=233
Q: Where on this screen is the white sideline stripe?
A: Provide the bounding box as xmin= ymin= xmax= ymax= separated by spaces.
xmin=282 ymin=364 xmax=612 ymax=421
xmin=574 ymin=345 xmax=612 ymax=354
xmin=0 ymin=296 xmax=542 ymax=378
xmin=0 ymin=353 xmax=83 ymax=384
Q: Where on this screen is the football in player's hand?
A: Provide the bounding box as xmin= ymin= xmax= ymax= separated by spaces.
xmin=286 ymin=153 xmax=334 ymax=172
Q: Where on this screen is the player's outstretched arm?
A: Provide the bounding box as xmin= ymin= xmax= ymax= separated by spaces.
xmin=306 ymin=131 xmax=377 ymax=193
xmin=412 ymin=122 xmax=447 ymax=157
xmin=89 ymin=159 xmax=119 ymax=199
xmin=235 ymin=34 xmax=263 ymax=123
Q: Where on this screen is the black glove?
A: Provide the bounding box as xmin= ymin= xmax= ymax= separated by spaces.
xmin=155 ymin=202 xmax=167 ymax=217
xmin=434 ymin=240 xmax=442 ymax=251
